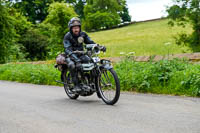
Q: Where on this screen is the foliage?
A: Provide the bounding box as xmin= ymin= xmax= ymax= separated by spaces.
xmin=83 ymin=10 xmax=121 ymax=31
xmin=43 ymin=2 xmax=77 ymax=41
xmin=0 ymin=3 xmax=16 ymax=63
xmin=74 ymin=0 xmax=85 ymax=19
xmin=0 ymin=2 xmax=31 ymax=63
xmin=9 ymin=8 xmax=32 ymax=36
xmin=19 ymin=28 xmax=49 ymax=61
xmin=115 ymin=59 xmax=200 ymax=96
xmin=41 ymin=2 xmax=77 ymax=57
xmin=0 ymin=63 xmax=60 ymax=85
xmin=83 ymin=0 xmax=123 ymax=31
xmin=8 ymin=8 xmax=32 ymax=61
xmin=10 ymin=0 xmax=130 ymax=25
xmin=166 ymin=0 xmax=200 ymax=50
xmin=10 ymin=0 xmax=55 ymax=23
xmin=119 ymin=0 xmax=131 ymax=23
xmin=64 ymin=0 xmax=86 ymax=19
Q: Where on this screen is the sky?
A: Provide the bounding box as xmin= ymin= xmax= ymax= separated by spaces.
xmin=127 ymin=0 xmax=173 ymax=21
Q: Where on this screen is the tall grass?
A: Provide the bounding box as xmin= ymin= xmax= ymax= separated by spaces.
xmin=0 ymin=64 xmax=60 ymax=85
xmin=115 ymin=59 xmax=200 ymax=97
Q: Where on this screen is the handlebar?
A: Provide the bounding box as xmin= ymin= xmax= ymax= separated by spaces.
xmin=71 ymin=44 xmax=106 ymax=55
xmin=86 ymin=44 xmax=106 ymax=52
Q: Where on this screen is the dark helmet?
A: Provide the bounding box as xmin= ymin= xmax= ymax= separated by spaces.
xmin=68 ymin=17 xmax=81 ymax=29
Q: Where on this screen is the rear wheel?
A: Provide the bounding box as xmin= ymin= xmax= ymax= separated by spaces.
xmin=98 ymin=68 xmax=120 ymax=105
xmin=62 ymin=70 xmax=79 ymax=100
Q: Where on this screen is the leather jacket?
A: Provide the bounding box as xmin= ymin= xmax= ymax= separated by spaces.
xmin=63 ymin=32 xmax=95 ymax=56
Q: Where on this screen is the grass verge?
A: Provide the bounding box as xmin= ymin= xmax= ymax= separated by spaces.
xmin=0 ymin=59 xmax=200 ymax=97
xmin=0 ymin=64 xmax=60 ymax=86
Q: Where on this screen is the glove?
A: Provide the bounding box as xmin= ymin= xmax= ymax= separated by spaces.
xmin=65 ymin=58 xmax=75 ymax=70
xmin=100 ymin=46 xmax=106 ymax=52
xmin=70 ymin=54 xmax=82 ymax=70
xmin=70 ymin=54 xmax=81 ymax=63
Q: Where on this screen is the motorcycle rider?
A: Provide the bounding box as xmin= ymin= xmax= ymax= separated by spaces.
xmin=63 ymin=17 xmax=96 ymax=92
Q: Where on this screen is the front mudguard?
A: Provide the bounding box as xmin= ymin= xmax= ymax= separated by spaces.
xmin=100 ymin=63 xmax=113 ymax=70
xmin=99 ymin=59 xmax=113 ymax=70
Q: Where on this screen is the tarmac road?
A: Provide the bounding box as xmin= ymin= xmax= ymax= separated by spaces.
xmin=0 ymin=81 xmax=199 ymax=133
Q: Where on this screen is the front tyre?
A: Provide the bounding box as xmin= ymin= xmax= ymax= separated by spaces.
xmin=98 ymin=68 xmax=120 ymax=105
xmin=62 ymin=70 xmax=79 ymax=100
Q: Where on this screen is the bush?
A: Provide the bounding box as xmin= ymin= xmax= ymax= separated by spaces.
xmin=20 ymin=28 xmax=49 ymax=61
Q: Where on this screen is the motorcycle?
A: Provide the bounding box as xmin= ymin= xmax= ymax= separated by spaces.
xmin=55 ymin=42 xmax=120 ymax=105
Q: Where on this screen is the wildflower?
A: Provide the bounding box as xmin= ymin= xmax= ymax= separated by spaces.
xmin=164 ymin=42 xmax=172 ymax=46
xmin=127 ymin=52 xmax=135 ymax=55
xmin=120 ymin=52 xmax=125 ymax=55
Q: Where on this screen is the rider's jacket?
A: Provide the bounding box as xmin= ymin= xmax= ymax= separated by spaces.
xmin=63 ymin=32 xmax=95 ymax=56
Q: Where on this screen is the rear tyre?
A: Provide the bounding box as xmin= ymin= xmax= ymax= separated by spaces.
xmin=62 ymin=70 xmax=79 ymax=100
xmin=98 ymin=68 xmax=120 ymax=105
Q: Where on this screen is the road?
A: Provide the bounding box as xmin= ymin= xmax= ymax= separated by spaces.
xmin=0 ymin=81 xmax=200 ymax=133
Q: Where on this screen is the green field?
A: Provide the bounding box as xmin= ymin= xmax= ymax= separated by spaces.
xmin=89 ymin=19 xmax=193 ymax=57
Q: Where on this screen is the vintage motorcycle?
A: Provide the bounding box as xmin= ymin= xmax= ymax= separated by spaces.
xmin=55 ymin=42 xmax=120 ymax=105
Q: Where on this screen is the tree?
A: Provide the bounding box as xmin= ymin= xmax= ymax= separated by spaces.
xmin=41 ymin=2 xmax=77 ymax=57
xmin=0 ymin=3 xmax=15 ymax=63
xmin=8 ymin=7 xmax=32 ymax=61
xmin=83 ymin=0 xmax=123 ymax=31
xmin=83 ymin=10 xmax=121 ymax=31
xmin=64 ymin=0 xmax=86 ymax=19
xmin=10 ymin=0 xmax=131 ymax=25
xmin=10 ymin=0 xmax=85 ymax=23
xmin=0 ymin=1 xmax=33 ymax=63
xmin=166 ymin=0 xmax=200 ymax=50
xmin=87 ymin=0 xmax=131 ymax=22
xmin=74 ymin=0 xmax=86 ymax=19
xmin=43 ymin=2 xmax=77 ymax=41
xmin=10 ymin=0 xmax=55 ymax=23
xmin=119 ymin=0 xmax=131 ymax=23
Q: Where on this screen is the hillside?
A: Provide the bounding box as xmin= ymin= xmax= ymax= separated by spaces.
xmin=89 ymin=19 xmax=193 ymax=57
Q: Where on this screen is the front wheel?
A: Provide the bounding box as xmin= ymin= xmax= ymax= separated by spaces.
xmin=97 ymin=68 xmax=120 ymax=105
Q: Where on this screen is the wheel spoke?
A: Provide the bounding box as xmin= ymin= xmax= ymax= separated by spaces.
xmin=99 ymin=70 xmax=117 ymax=102
xmin=63 ymin=71 xmax=79 ymax=99
xmin=103 ymin=71 xmax=111 ymax=83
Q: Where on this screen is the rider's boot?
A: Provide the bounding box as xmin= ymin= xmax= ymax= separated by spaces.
xmin=71 ymin=73 xmax=81 ymax=92
xmin=66 ymin=58 xmax=82 ymax=93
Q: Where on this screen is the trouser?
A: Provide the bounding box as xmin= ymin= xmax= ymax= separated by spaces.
xmin=66 ymin=55 xmax=91 ymax=85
